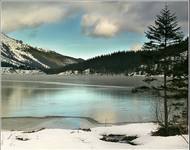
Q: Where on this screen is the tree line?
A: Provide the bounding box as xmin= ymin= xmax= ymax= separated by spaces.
xmin=45 ymin=38 xmax=187 ymax=75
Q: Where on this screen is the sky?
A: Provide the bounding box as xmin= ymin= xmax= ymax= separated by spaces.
xmin=2 ymin=1 xmax=188 ymax=59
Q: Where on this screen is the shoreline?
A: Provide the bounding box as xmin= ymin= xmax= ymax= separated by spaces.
xmin=2 ymin=116 xmax=156 ymax=131
xmin=2 ymin=74 xmax=164 ymax=88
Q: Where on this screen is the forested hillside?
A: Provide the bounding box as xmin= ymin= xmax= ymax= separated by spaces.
xmin=45 ymin=38 xmax=188 ymax=75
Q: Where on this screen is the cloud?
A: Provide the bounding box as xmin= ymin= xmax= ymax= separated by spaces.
xmin=81 ymin=14 xmax=119 ymax=38
xmin=2 ymin=1 xmax=188 ymax=38
xmin=94 ymin=20 xmax=119 ymax=37
xmin=2 ymin=2 xmax=75 ymax=32
xmin=80 ymin=1 xmax=188 ymax=38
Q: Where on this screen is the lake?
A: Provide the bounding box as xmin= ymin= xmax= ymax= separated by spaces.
xmin=2 ymin=79 xmax=161 ymax=130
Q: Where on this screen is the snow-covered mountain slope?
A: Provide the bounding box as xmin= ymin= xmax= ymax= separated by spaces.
xmin=1 ymin=33 xmax=83 ymax=70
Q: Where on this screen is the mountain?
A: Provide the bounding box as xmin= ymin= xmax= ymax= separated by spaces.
xmin=1 ymin=33 xmax=83 ymax=71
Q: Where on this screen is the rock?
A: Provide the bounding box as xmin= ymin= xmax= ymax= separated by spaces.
xmin=131 ymin=86 xmax=150 ymax=93
xmin=100 ymin=134 xmax=138 ymax=145
xmin=143 ymin=77 xmax=157 ymax=84
xmin=16 ymin=136 xmax=30 ymax=141
xmin=78 ymin=128 xmax=91 ymax=132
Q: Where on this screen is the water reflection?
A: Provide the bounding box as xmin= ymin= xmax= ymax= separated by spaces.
xmin=2 ymin=81 xmax=160 ymax=124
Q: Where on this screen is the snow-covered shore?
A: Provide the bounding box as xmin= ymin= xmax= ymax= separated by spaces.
xmin=1 ymin=123 xmax=188 ymax=150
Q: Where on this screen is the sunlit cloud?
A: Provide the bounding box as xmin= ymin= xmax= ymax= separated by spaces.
xmin=81 ymin=14 xmax=120 ymax=38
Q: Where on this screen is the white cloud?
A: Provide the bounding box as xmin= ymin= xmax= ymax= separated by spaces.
xmin=2 ymin=2 xmax=74 ymax=32
xmin=81 ymin=14 xmax=119 ymax=38
xmin=94 ymin=20 xmax=119 ymax=37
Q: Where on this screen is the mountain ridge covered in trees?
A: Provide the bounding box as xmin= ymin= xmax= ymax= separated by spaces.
xmin=45 ymin=37 xmax=188 ymax=75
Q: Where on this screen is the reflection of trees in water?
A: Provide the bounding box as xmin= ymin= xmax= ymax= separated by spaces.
xmin=2 ymin=83 xmax=62 ymax=116
xmin=93 ymin=87 xmax=158 ymax=101
xmin=2 ymin=87 xmax=33 ymax=116
xmin=89 ymin=88 xmax=161 ymax=123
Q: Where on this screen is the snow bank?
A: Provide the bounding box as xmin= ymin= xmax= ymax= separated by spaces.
xmin=1 ymin=123 xmax=188 ymax=150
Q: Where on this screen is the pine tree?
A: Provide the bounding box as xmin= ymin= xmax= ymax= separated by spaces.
xmin=143 ymin=4 xmax=183 ymax=128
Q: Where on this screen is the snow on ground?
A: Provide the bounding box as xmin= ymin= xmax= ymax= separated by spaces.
xmin=1 ymin=123 xmax=188 ymax=150
xmin=1 ymin=67 xmax=44 ymax=74
xmin=1 ymin=33 xmax=50 ymax=69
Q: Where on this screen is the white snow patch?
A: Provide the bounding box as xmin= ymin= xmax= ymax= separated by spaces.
xmin=1 ymin=33 xmax=50 ymax=68
xmin=1 ymin=123 xmax=188 ymax=150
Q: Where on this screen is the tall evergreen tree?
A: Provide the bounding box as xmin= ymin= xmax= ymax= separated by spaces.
xmin=143 ymin=4 xmax=183 ymax=128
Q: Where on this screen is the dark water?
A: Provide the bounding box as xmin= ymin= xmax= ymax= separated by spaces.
xmin=2 ymin=80 xmax=160 ymax=130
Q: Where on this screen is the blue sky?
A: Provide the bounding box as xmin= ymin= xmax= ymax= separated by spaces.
xmin=8 ymin=16 xmax=145 ymax=59
xmin=4 ymin=1 xmax=188 ymax=59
